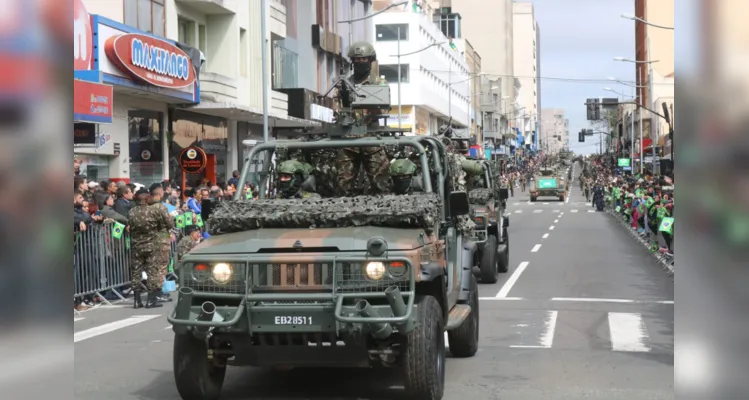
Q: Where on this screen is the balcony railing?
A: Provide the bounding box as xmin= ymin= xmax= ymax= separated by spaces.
xmin=272 ymin=43 xmax=298 ymax=90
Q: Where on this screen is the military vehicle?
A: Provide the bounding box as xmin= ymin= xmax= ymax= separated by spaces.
xmin=463 ymin=158 xmax=510 ymax=283
xmin=169 ymin=76 xmax=480 ymax=400
xmin=530 ymin=168 xmax=567 ymax=202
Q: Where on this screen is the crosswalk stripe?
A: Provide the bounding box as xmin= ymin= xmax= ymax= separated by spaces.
xmin=74 ymin=315 xmax=161 ymax=343
xmin=608 ymin=313 xmax=650 ymax=352
xmin=510 ymin=311 xmax=558 ymax=349
xmin=571 ymin=209 xmax=578 ymax=212
xmin=543 ymin=202 xmax=549 ymax=205
xmin=515 ymin=210 xmax=522 ymax=213
xmin=533 ymin=210 xmax=542 ymax=213
xmin=588 ymin=210 xmax=595 ymax=213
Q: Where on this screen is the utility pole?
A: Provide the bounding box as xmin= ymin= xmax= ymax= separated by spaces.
xmin=648 ymin=37 xmax=656 ymax=175
xmin=397 ymin=26 xmax=402 ymax=131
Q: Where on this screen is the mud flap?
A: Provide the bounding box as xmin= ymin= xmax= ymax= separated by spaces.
xmin=459 ymin=239 xmax=477 ymax=303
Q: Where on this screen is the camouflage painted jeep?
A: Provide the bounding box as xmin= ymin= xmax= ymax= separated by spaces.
xmin=530 ymin=168 xmax=567 ymax=202
xmin=465 ymin=159 xmax=510 ymax=283
xmin=168 ymin=136 xmax=480 ymax=400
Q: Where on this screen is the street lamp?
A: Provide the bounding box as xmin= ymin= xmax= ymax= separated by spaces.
xmin=621 ymin=14 xmax=674 ymax=30
xmin=390 ymin=40 xmax=448 ymax=132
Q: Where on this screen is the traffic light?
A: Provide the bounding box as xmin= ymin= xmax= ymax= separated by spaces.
xmin=593 ymin=98 xmax=601 ymax=120
xmin=586 ymin=99 xmax=594 ymax=120
xmin=578 ymin=130 xmax=585 ymax=142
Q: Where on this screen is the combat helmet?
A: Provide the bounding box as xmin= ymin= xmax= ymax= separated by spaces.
xmin=348 ymin=41 xmax=377 ymax=61
xmin=277 ymin=160 xmax=304 ymax=196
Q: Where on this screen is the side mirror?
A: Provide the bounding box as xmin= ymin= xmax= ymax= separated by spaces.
xmin=499 ymin=188 xmax=509 ymax=200
xmin=449 ymin=191 xmax=470 ymax=217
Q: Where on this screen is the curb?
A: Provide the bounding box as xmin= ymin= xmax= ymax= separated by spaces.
xmin=605 ymin=208 xmax=675 ymax=277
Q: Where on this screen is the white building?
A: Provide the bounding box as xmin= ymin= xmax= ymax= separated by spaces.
xmin=540 ymin=108 xmax=569 ymax=155
xmin=512 ymin=2 xmax=540 ymax=151
xmin=372 ymin=7 xmax=471 ymax=135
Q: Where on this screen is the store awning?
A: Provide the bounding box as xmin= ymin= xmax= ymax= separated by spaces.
xmin=188 ymin=101 xmax=322 ymax=128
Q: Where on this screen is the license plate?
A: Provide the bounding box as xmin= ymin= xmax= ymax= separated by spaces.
xmin=274 ymin=316 xmax=313 ymax=325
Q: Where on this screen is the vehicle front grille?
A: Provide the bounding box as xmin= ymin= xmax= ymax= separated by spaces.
xmin=251 ymin=263 xmax=334 ymax=289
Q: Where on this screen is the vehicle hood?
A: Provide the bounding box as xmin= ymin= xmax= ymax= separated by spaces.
xmin=190 ymin=226 xmax=429 ymax=255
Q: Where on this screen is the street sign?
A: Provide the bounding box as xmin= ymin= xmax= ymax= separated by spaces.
xmin=617 ymin=158 xmax=631 ymax=167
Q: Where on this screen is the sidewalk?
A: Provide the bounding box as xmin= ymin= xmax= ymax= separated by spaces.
xmin=605 ymin=207 xmax=674 ymax=276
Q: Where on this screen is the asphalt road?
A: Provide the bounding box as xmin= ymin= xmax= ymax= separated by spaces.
xmin=74 ymin=163 xmax=674 ymax=400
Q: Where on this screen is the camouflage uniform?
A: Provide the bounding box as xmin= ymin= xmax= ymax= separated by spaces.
xmin=176 ymin=235 xmax=200 ymax=261
xmin=389 ymin=158 xmax=423 ymax=195
xmin=129 ymin=201 xmax=173 ymax=292
xmin=335 ymin=41 xmax=390 ymax=196
xmin=150 ymin=202 xmax=174 ymax=270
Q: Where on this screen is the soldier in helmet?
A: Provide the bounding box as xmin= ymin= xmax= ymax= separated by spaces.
xmin=277 ymin=160 xmax=320 ymax=199
xmin=389 ymin=159 xmax=424 ymax=195
xmin=335 ymin=41 xmax=390 ymax=197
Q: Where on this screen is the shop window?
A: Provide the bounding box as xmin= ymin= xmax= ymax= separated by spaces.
xmin=379 ymin=64 xmax=408 ymax=83
xmin=178 ymin=17 xmax=195 ymax=47
xmin=376 ymin=24 xmax=408 ymax=41
xmin=124 ymin=0 xmax=165 ymax=37
xmin=170 ymin=110 xmax=229 ymax=188
xmin=198 ymin=24 xmax=207 ymax=55
xmin=128 ymin=110 xmax=164 ymax=186
xmin=240 ymin=28 xmax=248 ymax=77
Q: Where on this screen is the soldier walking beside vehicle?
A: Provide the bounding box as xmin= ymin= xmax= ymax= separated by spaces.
xmin=129 ymin=187 xmax=174 ymax=309
xmin=335 ymin=41 xmax=390 ymax=196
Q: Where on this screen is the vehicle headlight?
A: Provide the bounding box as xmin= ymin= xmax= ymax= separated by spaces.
xmin=364 ymin=262 xmax=386 ymax=280
xmin=212 ymin=263 xmax=233 ymax=284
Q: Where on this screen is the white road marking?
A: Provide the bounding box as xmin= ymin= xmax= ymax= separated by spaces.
xmin=554 ymin=219 xmax=559 ymax=223
xmin=551 ymin=297 xmax=674 ymax=305
xmin=495 ymin=262 xmax=529 ymax=298
xmin=571 ymin=209 xmax=578 ymax=213
xmin=565 ymin=196 xmax=570 ymax=204
xmin=74 ymin=318 xmax=85 ymax=322
xmin=549 ymin=225 xmax=555 ymax=230
xmin=163 ymin=326 xmax=173 ymax=330
xmin=533 ymin=210 xmax=543 ymax=213
xmin=510 ymin=311 xmax=558 ymax=349
xmin=479 ymin=297 xmax=523 ymax=301
xmin=608 ymin=312 xmax=651 ymax=352
xmin=552 ymin=209 xmax=560 ymax=213
xmin=543 ymin=202 xmax=549 ymax=205
xmin=586 ymin=203 xmax=592 ymax=206
xmin=588 ymin=210 xmax=595 ymax=213
xmin=513 ymin=202 xmax=520 ymax=206
xmin=531 ymin=244 xmax=541 ymax=252
xmin=515 ymin=210 xmax=522 ymax=213
xmin=542 ymin=233 xmax=549 ymax=239
xmin=74 ymin=315 xmax=160 ymax=343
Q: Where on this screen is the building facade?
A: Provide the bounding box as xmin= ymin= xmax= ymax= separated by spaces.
xmin=634 ymin=0 xmax=674 ymax=160
xmin=371 ymin=3 xmax=471 ymax=134
xmin=512 ymin=2 xmax=540 ymax=152
xmin=540 ymin=108 xmax=569 ymax=155
xmin=439 ymin=0 xmax=516 ymax=138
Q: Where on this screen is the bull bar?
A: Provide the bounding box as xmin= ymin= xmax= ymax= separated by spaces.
xmin=167 ymin=255 xmax=416 ymax=333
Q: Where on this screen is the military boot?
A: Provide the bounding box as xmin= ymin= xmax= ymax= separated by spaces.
xmin=145 ymin=291 xmax=163 ymax=309
xmin=133 ymin=290 xmax=144 ymax=309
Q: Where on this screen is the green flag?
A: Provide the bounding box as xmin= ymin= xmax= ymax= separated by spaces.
xmin=657 ymin=207 xmax=667 ymax=219
xmin=175 ymin=214 xmax=185 ymax=228
xmin=112 ymin=222 xmax=125 ymax=239
xmin=615 ymin=206 xmax=621 ymax=212
xmin=195 ymin=214 xmax=204 ymax=227
xmin=646 ymin=197 xmax=654 ymax=208
xmin=126 ymin=237 xmax=130 ymax=250
xmin=184 ymin=212 xmax=194 ymax=226
xmin=168 ymin=258 xmax=174 ymax=273
xmin=658 ymin=217 xmax=674 ymax=233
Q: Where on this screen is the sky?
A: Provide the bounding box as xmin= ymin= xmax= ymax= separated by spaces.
xmin=530 ymin=0 xmax=636 ymax=155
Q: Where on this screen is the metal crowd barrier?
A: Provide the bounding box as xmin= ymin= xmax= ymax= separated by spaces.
xmin=604 ymin=202 xmax=674 ymax=276
xmin=74 ymin=220 xmax=196 ymax=312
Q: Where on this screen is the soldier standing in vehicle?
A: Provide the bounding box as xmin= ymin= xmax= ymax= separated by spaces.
xmin=277 ymin=160 xmax=321 ymax=199
xmin=129 ymin=188 xmax=173 ymax=309
xmin=335 ymin=41 xmax=390 ymax=196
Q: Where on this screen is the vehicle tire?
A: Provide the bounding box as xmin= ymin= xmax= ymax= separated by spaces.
xmin=173 ymin=334 xmax=226 ymax=400
xmin=497 ymin=229 xmax=509 ymax=273
xmin=478 ymin=235 xmax=499 ymax=283
xmin=530 ymin=195 xmax=536 ymax=202
xmin=448 ymin=275 xmax=479 ymax=358
xmin=559 ymin=194 xmax=565 ymax=202
xmin=403 ymin=295 xmax=446 ymax=400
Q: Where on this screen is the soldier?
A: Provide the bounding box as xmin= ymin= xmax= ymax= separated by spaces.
xmin=129 ymin=187 xmax=173 ymax=309
xmin=149 ymin=183 xmax=175 ymax=303
xmin=277 ymin=160 xmax=321 ymax=199
xmin=176 ymin=225 xmax=202 ymax=262
xmin=389 ymin=158 xmax=424 ymax=195
xmin=336 ymin=41 xmax=390 ymax=196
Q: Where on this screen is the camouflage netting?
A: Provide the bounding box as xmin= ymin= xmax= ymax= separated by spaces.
xmin=208 ymin=194 xmax=441 ymax=235
xmin=469 ymin=188 xmax=494 ymax=205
